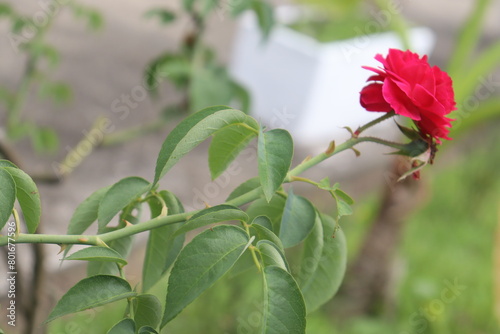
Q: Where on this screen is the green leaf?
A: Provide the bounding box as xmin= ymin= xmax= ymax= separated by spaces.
xmin=97 ymin=177 xmax=150 ymax=232
xmin=262 ymin=266 xmax=306 ymax=334
xmin=29 ymin=43 xmax=59 ymax=69
xmin=146 ymin=54 xmax=190 ymax=93
xmin=200 ymin=0 xmax=219 ymax=16
xmin=87 ymin=228 xmax=134 ymax=276
xmin=251 ymin=215 xmax=273 ymax=230
xmin=335 ymin=199 xmax=353 ymax=218
xmin=0 ymin=4 xmax=12 ymax=17
xmin=31 ymin=127 xmax=59 ymax=153
xmin=107 ymin=318 xmax=135 ymax=334
xmin=182 ymin=0 xmax=196 ymax=11
xmin=250 ymin=220 xmax=283 ymax=250
xmin=388 ymin=138 xmax=429 ymax=158
xmin=246 ymin=195 xmax=286 ymax=230
xmin=138 ymin=326 xmax=159 ymax=334
xmin=161 ymin=225 xmax=251 ymax=326
xmin=331 ymin=188 xmax=354 ymax=219
xmin=298 ymin=213 xmax=347 ymax=313
xmin=454 ymin=41 xmax=500 ymax=100
xmin=43 ymin=45 xmax=60 ymax=68
xmin=2 ymin=167 xmax=40 ymax=233
xmin=318 ymin=177 xmax=333 ymax=191
xmin=12 ymin=18 xmax=28 ymax=34
xmin=209 ymin=124 xmax=257 ymax=180
xmin=174 ymin=204 xmax=248 ymax=236
xmin=68 ymin=186 xmax=111 ymax=235
xmin=395 ymin=122 xmax=422 ymax=141
xmin=46 ymin=275 xmax=137 ymax=323
xmin=133 ymin=294 xmax=162 ymax=331
xmin=447 ymin=0 xmax=492 ymax=76
xmin=0 ymin=168 xmax=16 ymax=230
xmin=450 ymin=97 xmax=500 ymax=137
xmin=145 ymin=8 xmax=176 ymax=24
xmin=153 ymin=106 xmax=258 ymax=186
xmin=227 ymin=250 xmax=255 ymax=278
xmin=279 ymin=189 xmax=316 ymax=248
xmin=64 ymin=246 xmax=127 ymax=266
xmin=257 ymin=240 xmax=288 ymax=271
xmin=230 ymin=80 xmax=251 ymax=113
xmin=6 ymin=121 xmax=32 ymax=141
xmin=71 ymin=4 xmax=104 ymax=30
xmin=258 ymin=128 xmax=293 ymax=202
xmin=189 ymin=66 xmax=234 ymax=113
xmin=317 ymin=177 xmax=341 ymax=192
xmin=39 ymin=81 xmax=72 ymax=104
xmin=143 ymin=191 xmax=185 ymax=292
xmin=226 ymin=177 xmax=261 ymax=202
xmin=251 ymin=0 xmax=275 ymax=40
xmin=334 ymin=189 xmax=354 ymax=205
xmin=0 ymin=160 xmax=18 ymax=168
xmin=229 ymin=0 xmax=253 ymax=17
xmin=86 ymin=9 xmax=103 ymax=30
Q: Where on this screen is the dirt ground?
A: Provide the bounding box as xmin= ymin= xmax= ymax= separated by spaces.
xmin=0 ymin=0 xmax=499 ymax=332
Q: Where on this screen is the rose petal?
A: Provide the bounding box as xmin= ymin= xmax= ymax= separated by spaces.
xmin=360 ymin=83 xmax=392 ymax=112
xmin=382 ymin=79 xmax=421 ymax=120
xmin=360 ymin=49 xmax=456 ymax=142
xmin=412 ymin=84 xmax=446 ymax=115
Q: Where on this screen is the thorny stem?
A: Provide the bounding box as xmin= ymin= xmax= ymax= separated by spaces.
xmin=286 ymin=135 xmax=404 ymax=180
xmin=354 ymin=110 xmax=396 ymax=136
xmin=0 ymin=113 xmax=408 ymax=247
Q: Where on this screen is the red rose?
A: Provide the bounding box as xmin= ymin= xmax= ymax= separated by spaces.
xmin=360 ymin=49 xmax=456 ymax=143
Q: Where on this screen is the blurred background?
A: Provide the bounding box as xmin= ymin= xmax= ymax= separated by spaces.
xmin=0 ymin=0 xmax=499 ymax=333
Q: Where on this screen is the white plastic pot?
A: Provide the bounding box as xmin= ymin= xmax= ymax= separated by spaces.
xmin=230 ymin=7 xmax=435 ymax=147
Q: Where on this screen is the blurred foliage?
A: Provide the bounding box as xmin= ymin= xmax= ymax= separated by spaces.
xmin=292 ymin=0 xmax=364 ymax=16
xmin=446 ymin=0 xmax=500 ymax=140
xmin=103 ymin=0 xmax=274 ymax=145
xmin=0 ymin=1 xmax=102 ymax=154
xmin=290 ymin=0 xmax=409 ymax=46
xmin=336 ymin=126 xmax=500 ymax=334
xmin=146 ymin=0 xmax=275 ymax=112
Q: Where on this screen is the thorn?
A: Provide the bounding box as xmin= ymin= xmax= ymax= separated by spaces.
xmin=122 ymin=219 xmax=133 ymax=227
xmin=57 ymin=244 xmax=67 ymax=254
xmin=203 ymin=201 xmax=211 ymax=209
xmin=343 ymin=126 xmax=356 ymax=137
xmin=301 ymin=155 xmax=312 ymax=163
xmin=325 ymin=141 xmax=336 ymax=155
xmin=77 ymin=238 xmax=88 ymax=243
xmin=351 ymin=148 xmax=361 ymax=157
